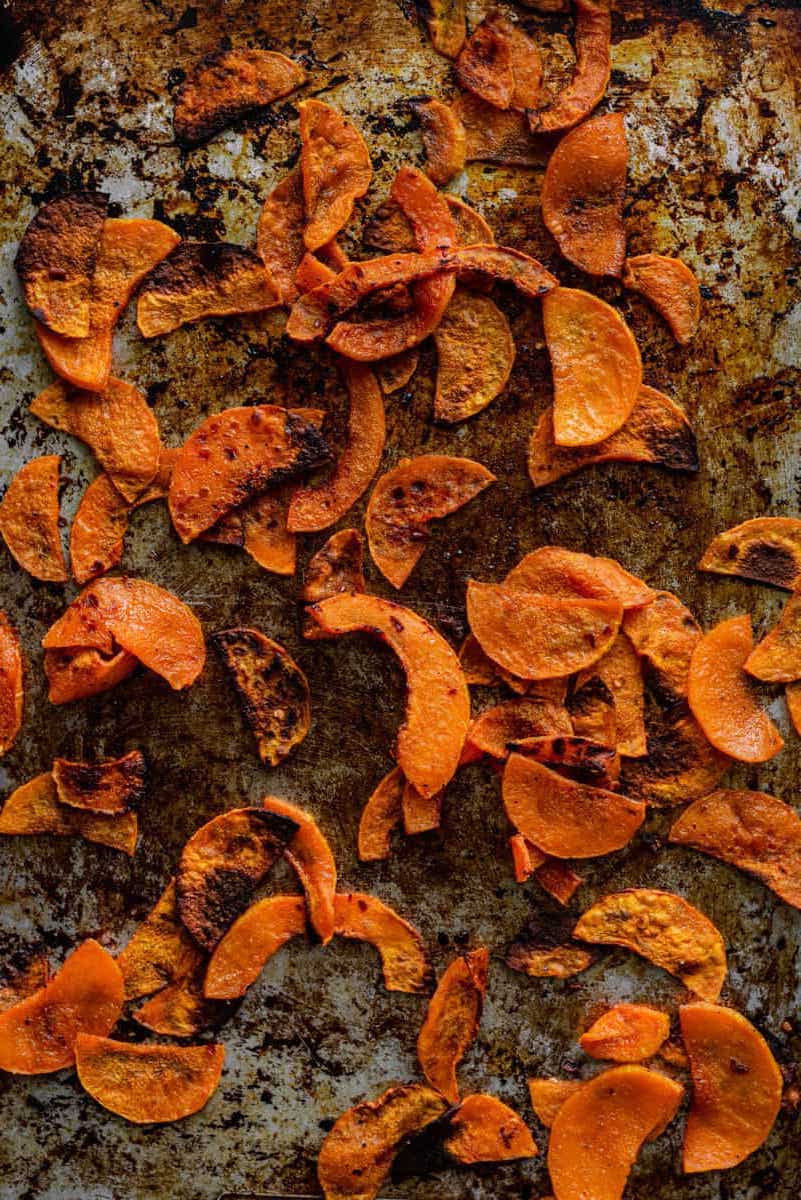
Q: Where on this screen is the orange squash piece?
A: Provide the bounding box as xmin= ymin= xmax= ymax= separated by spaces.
xmin=745 ymin=593 xmax=801 ymax=682
xmin=256 ymin=167 xmax=305 ymax=304
xmin=401 ymin=777 xmax=442 ymax=835
xmin=358 ymin=766 xmax=404 ymax=862
xmin=507 ymin=911 xmax=597 ymax=979
xmin=0 ymin=771 xmax=138 ymax=855
xmin=260 ymin=795 xmax=337 ymax=944
xmin=318 ymin=1083 xmax=448 ymax=1200
xmin=680 ymin=1002 xmax=782 ymax=1173
xmin=0 ymin=454 xmax=67 ymax=582
xmin=458 ymin=633 xmax=502 ymax=687
xmin=528 ymin=384 xmax=698 ymax=487
xmin=462 ymin=697 xmax=573 ymax=763
xmin=364 ymin=194 xmax=494 ymax=255
xmin=503 ymin=753 xmax=644 ymax=858
xmin=375 ymin=348 xmax=419 ymax=394
xmin=421 ymin=0 xmax=466 ymax=58
xmin=511 ymin=735 xmax=619 ymax=789
xmin=456 ymin=12 xmax=543 ymax=111
xmin=454 ymin=92 xmax=547 ymax=167
xmin=333 ymin=892 xmax=431 ymax=993
xmin=0 ymin=613 xmax=23 ymax=756
xmin=0 ymin=939 xmax=123 ymax=1073
xmin=542 ymin=112 xmax=627 ymax=277
xmin=568 ymin=675 xmax=616 ymax=747
xmin=505 ymin=546 xmax=655 ymax=610
xmin=300 ymin=100 xmax=372 ymax=252
xmin=509 ymin=832 xmax=545 ymax=881
xmin=688 ymin=615 xmax=783 ymax=763
xmin=575 ymin=633 xmax=646 ymax=757
xmin=366 ymin=455 xmax=495 ymax=588
xmin=580 ymin=1004 xmax=670 ymax=1062
xmin=622 ymin=589 xmax=699 ymax=703
xmin=547 ymin=1065 xmax=683 ymax=1200
xmin=414 ymin=98 xmax=467 ymax=185
xmin=467 ymin=579 xmax=622 ymax=680
xmin=623 ymin=253 xmax=701 ymax=344
xmin=621 ymin=709 xmax=729 ymax=808
xmin=417 ymin=947 xmax=489 ymax=1102
xmin=669 ymin=788 xmax=801 ymax=909
xmin=52 ymin=749 xmax=146 ymax=814
xmin=44 ymin=646 xmax=139 ymax=705
xmin=302 ymin=528 xmax=365 ymax=604
xmin=174 ymin=48 xmax=306 ymax=145
xmin=534 ymin=858 xmax=584 ymax=906
xmin=132 ymin=964 xmax=233 ymax=1037
xmin=699 ymin=517 xmax=801 ymax=591
xmin=204 ymin=895 xmax=307 ymax=999
xmin=528 ymin=1077 xmax=582 ymax=1127
xmin=574 ymin=888 xmax=727 ymax=1001
xmin=528 ymin=0 xmax=612 ymax=134
xmin=543 ymin=287 xmax=642 ymax=447
xmin=75 ymin=1034 xmax=224 ymax=1123
xmin=433 ymin=287 xmax=515 ymax=422
xmin=0 ymin=956 xmax=50 ymax=1012
xmin=307 ymin=593 xmax=470 ymax=798
xmin=31 ymin=377 xmax=161 ymax=503
xmin=117 ymin=880 xmax=203 ymax=1000
xmin=445 ymin=1093 xmax=538 ymax=1163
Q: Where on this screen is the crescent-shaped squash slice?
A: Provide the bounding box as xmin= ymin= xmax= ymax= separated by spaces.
xmin=622 ymin=589 xmax=699 ymax=703
xmin=364 ymin=194 xmax=493 ymax=255
xmin=0 ymin=940 xmax=123 ymax=1073
xmin=366 ymin=455 xmax=495 ymax=588
xmin=302 ymin=528 xmax=365 ymax=604
xmin=542 ymin=112 xmax=627 ymax=277
xmin=417 ymin=947 xmax=489 ymax=1102
xmin=358 ymin=766 xmax=404 ymax=862
xmin=623 ymin=253 xmax=701 ymax=345
xmin=579 ymin=1004 xmax=670 ymax=1062
xmin=307 ymin=593 xmax=470 ymax=798
xmin=75 ymin=1034 xmax=224 ymax=1124
xmin=44 ymin=646 xmax=139 ymax=705
xmin=333 ymin=892 xmax=431 ymax=994
xmin=467 ymin=580 xmax=622 ymax=680
xmin=454 ymin=91 xmax=547 ymax=167
xmin=117 ymin=880 xmax=203 ymax=1000
xmin=203 ymin=895 xmax=307 ymax=1000
xmin=510 ymin=735 xmax=619 ymax=789
xmin=0 ymin=613 xmax=23 ymax=756
xmin=174 ymin=48 xmax=305 ymax=145
xmin=669 ymin=788 xmax=801 ymax=909
xmin=462 ymin=697 xmax=573 ymax=764
xmin=688 ymin=615 xmax=783 ymax=763
xmin=547 ymin=1065 xmax=683 ymax=1200
xmin=260 ymin=795 xmax=336 ymax=944
xmin=745 ymin=593 xmax=801 ymax=682
xmin=0 ymin=771 xmax=138 ymax=855
xmin=433 ymin=288 xmax=515 ymax=422
xmin=575 ymin=633 xmax=646 ymax=757
xmin=131 ymin=963 xmax=234 ymax=1038
xmin=422 ymin=0 xmax=466 ymax=58
xmin=415 ymin=98 xmax=467 ymax=185
xmin=168 ymin=405 xmax=329 ymax=542
xmin=505 ymin=546 xmax=655 ymax=610
xmin=53 ymin=749 xmax=146 ymax=814
xmin=445 ymin=1093 xmax=538 ymax=1163
xmin=573 ymin=888 xmax=727 ymax=1001
xmin=528 ymin=0 xmax=611 ymax=134
xmin=680 ymin=1003 xmax=782 ymax=1173
xmin=507 ymin=910 xmax=596 ymax=980
xmin=300 ymin=100 xmax=372 ymax=252
xmin=543 ymin=288 xmax=642 ymax=447
xmin=256 ymin=167 xmax=305 ymax=305
xmin=456 ymin=12 xmax=543 ymax=111
xmin=0 ymin=455 xmax=67 ymax=582
xmin=620 ymin=709 xmax=730 ymax=807
xmin=699 ymin=516 xmax=801 ymax=590
xmin=528 ymin=1077 xmax=582 ymax=1128
xmin=503 ymin=753 xmax=644 ymax=858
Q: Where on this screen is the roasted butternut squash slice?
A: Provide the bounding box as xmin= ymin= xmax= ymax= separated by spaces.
xmin=745 ymin=593 xmax=801 ymax=682
xmin=204 ymin=895 xmax=307 ymax=999
xmin=44 ymin=646 xmax=139 ymax=705
xmin=0 ymin=771 xmax=138 ymax=855
xmin=174 ymin=48 xmax=306 ymax=145
xmin=357 ymin=766 xmax=404 ymax=862
xmin=623 ymin=253 xmax=701 ymax=345
xmin=462 ymin=697 xmax=573 ymax=764
xmin=699 ymin=516 xmax=801 ymax=590
xmin=415 ymin=98 xmax=467 ymax=185
xmin=579 ymin=1004 xmax=670 ymax=1062
xmin=506 ymin=546 xmax=655 ymax=609
xmin=575 ymin=632 xmax=646 ymax=757
xmin=528 ymin=0 xmax=611 ymax=133
xmin=433 ymin=288 xmax=515 ymax=422
xmin=256 ymin=167 xmax=305 ymax=305
xmin=421 ymin=0 xmax=467 ymax=58
xmin=528 ymin=1077 xmax=582 ymax=1128
xmin=445 ymin=1093 xmax=538 ymax=1163
xmin=0 ymin=613 xmax=23 ymax=756
xmin=117 ymin=879 xmax=204 ymax=1000
xmin=300 ymin=99 xmax=372 ymax=252
xmin=0 ymin=455 xmax=67 ymax=582
xmin=52 ymin=749 xmax=146 ymax=814
xmin=260 ymin=795 xmax=337 ymax=944
xmin=456 ymin=11 xmax=543 ymax=111
xmin=333 ymin=892 xmax=431 ymax=994
xmin=510 ymin=735 xmax=619 ymax=789
xmin=417 ymin=947 xmax=489 ymax=1102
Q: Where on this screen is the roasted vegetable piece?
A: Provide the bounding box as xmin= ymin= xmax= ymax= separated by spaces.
xmin=75 ymin=1034 xmax=224 ymax=1124
xmin=417 ymin=947 xmax=489 ymax=1102
xmin=669 ymin=788 xmax=801 ymax=909
xmin=621 ymin=708 xmax=730 ymax=807
xmin=0 ymin=939 xmax=123 ymax=1073
xmin=137 ymin=242 xmax=281 ymax=337
xmin=415 ymin=98 xmax=467 ymax=185
xmin=456 ymin=12 xmax=543 ymax=111
xmin=133 ymin=963 xmax=234 ymax=1037
xmin=364 ymin=194 xmax=493 ymax=254
xmin=0 ymin=771 xmax=138 ymax=855
xmin=260 ymin=795 xmax=336 ymax=944
xmin=44 ymin=647 xmax=139 ymax=705
xmin=547 ymin=1066 xmax=683 ymax=1200
xmin=256 ymin=168 xmax=305 ymax=304
xmin=445 ymin=1093 xmax=538 ymax=1163
xmin=366 ymin=455 xmax=495 ymax=588
xmin=528 ymin=385 xmax=698 ymax=487
xmin=568 ymin=675 xmax=616 ymax=747
xmin=510 ymin=833 xmax=546 ymax=882
xmin=176 ymin=807 xmax=298 ymax=951
xmin=174 ymin=49 xmax=306 ymax=145
xmin=528 ymin=1077 xmax=582 ymax=1128
xmin=542 ymin=112 xmax=627 ymax=276
xmin=401 ymin=777 xmax=442 ymax=835
xmin=0 ymin=455 xmax=67 ymax=582
xmin=699 ymin=517 xmax=801 ymax=590
xmin=212 ymin=628 xmax=310 ymax=767
xmin=117 ymin=880 xmax=203 ymax=1000
xmin=333 ymin=892 xmax=431 ymax=993
xmin=467 ymin=580 xmax=622 ymax=680
xmin=623 ymin=254 xmax=701 ymax=344
xmin=745 ymin=593 xmax=801 ymax=682
xmin=375 ymin=348 xmax=420 ymax=394
xmin=318 ymin=1083 xmax=448 ymax=1200
xmin=300 ymin=100 xmax=372 ymax=252
xmin=52 ymin=749 xmax=146 ymax=814
xmin=534 ymin=858 xmax=584 ymax=906
xmin=574 ymin=888 xmax=727 ymax=1001
xmin=543 ymin=287 xmax=642 ymax=447
xmin=433 ymin=288 xmax=515 ymax=422
xmin=503 ymin=753 xmax=643 ymax=858
xmin=680 ymin=1003 xmax=782 ymax=1173
xmin=462 ymin=697 xmax=573 ymax=763
xmin=506 ymin=546 xmax=655 ymax=609
xmin=420 ymin=0 xmax=467 ymax=58
xmin=528 ymin=0 xmax=612 ymax=133
xmin=358 ymin=766 xmax=404 ymax=862
xmin=302 ymin=529 xmax=365 ymax=604
xmin=580 ymin=1004 xmax=670 ymax=1062
xmin=507 ymin=911 xmax=597 ymax=980
xmin=0 ymin=613 xmax=23 ymax=756
xmin=622 ymin=589 xmax=698 ymax=703
xmin=204 ymin=895 xmax=307 ymax=999
xmin=575 ymin=633 xmax=646 ymax=757
xmin=31 ymin=377 xmax=161 ymax=503
xmin=511 ymin=735 xmax=619 ymax=789
xmin=787 ymin=680 xmax=801 ymax=733
xmin=0 ymin=956 xmax=50 ymax=1012
xmin=688 ymin=615 xmax=783 ymax=763
xmin=308 ymin=594 xmax=470 ymax=798
xmin=454 ymin=92 xmax=547 ymax=167
xmin=16 ymin=191 xmax=107 ymax=337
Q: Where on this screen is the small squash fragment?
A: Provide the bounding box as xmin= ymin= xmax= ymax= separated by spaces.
xmin=528 ymin=1077 xmax=582 ymax=1127
xmin=528 ymin=0 xmax=612 ymax=134
xmin=174 ymin=48 xmax=306 ymax=145
xmin=318 ymin=1083 xmax=448 ymax=1200
xmin=302 ymin=529 xmax=365 ymax=604
xmin=0 ymin=614 xmax=23 ymax=756
xmin=573 ymin=888 xmax=727 ymax=1001
xmin=511 ymin=735 xmax=619 ymax=789
xmin=75 ymin=1034 xmax=224 ymax=1124
xmin=0 ymin=939 xmax=123 ymax=1073
xmin=260 ymin=795 xmax=337 ymax=944
xmin=463 ymin=697 xmax=573 ymax=763
xmin=622 ymin=589 xmax=698 ymax=704
xmin=0 ymin=772 xmax=138 ymax=855
xmin=132 ymin=963 xmax=235 ymax=1037
xmin=503 ymin=753 xmax=644 ymax=858
xmin=137 ymin=242 xmax=281 ymax=337
xmin=433 ymin=287 xmax=515 ymax=423
xmin=414 ymin=98 xmax=467 ymax=185
xmin=507 ymin=911 xmax=597 ymax=980
xmin=543 ymin=288 xmax=642 ymax=447
xmin=454 ymin=92 xmax=547 ymax=167
xmin=366 ymin=455 xmax=495 ymax=588
xmin=506 ymin=546 xmax=655 ymax=610
xmin=688 ymin=615 xmax=783 ymax=763
xmin=680 ymin=1003 xmax=782 ymax=1173
xmin=669 ymin=788 xmax=801 ymax=909
xmin=580 ymin=1004 xmax=670 ymax=1062
xmin=417 ymin=947 xmax=489 ymax=1103
xmin=256 ymin=168 xmax=305 ymax=305
xmin=300 ymin=100 xmax=372 ymax=252
xmin=176 ymin=807 xmax=299 ymax=951
xmin=308 ymin=594 xmax=470 ymax=799
xmin=745 ymin=593 xmax=801 ymax=682
xmin=534 ymin=859 xmax=584 ymax=907
xmin=445 ymin=1093 xmax=538 ymax=1163
xmin=456 ymin=12 xmax=543 ymax=111
xmin=44 ymin=647 xmax=139 ymax=705
xmin=510 ymin=832 xmax=546 ymax=882
xmin=420 ymin=0 xmax=466 ymax=58
xmin=575 ymin=633 xmax=646 ymax=757
xmin=528 ymin=385 xmax=698 ymax=487
xmin=333 ymin=892 xmax=431 ymax=994
xmin=623 ymin=253 xmax=701 ymax=344
xmin=375 ymin=348 xmax=420 ymax=394
xmin=0 ymin=455 xmax=67 ymax=582
xmin=699 ymin=516 xmax=801 ymax=590
xmin=52 ymin=749 xmax=146 ymax=814
xmin=401 ymin=778 xmax=442 ymax=835
xmin=358 ymin=766 xmax=404 ymax=862
xmin=117 ymin=880 xmax=203 ymax=1000
xmin=212 ymin=628 xmax=310 ymax=767
xmin=542 ymin=112 xmax=627 ymax=277
xmin=547 ymin=1065 xmax=683 ymax=1200
xmin=204 ymin=895 xmax=307 ymax=999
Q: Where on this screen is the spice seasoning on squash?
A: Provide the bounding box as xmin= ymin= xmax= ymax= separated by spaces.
xmin=52 ymin=749 xmax=146 ymax=814
xmin=0 ymin=613 xmax=23 ymax=757
xmin=528 ymin=0 xmax=612 ymax=134
xmin=259 ymin=795 xmax=336 ymax=945
xmin=414 ymin=98 xmax=467 ymax=185
xmin=699 ymin=516 xmax=801 ymax=590
xmin=456 ymin=12 xmax=543 ymax=111
xmin=567 ymin=675 xmax=617 ymax=748
xmin=256 ymin=168 xmax=306 ymax=305
xmin=507 ymin=911 xmax=597 ymax=979
xmin=117 ymin=880 xmax=204 ymax=1000
xmin=745 ymin=593 xmax=801 ymax=682
xmin=623 ymin=253 xmax=701 ymax=344
xmin=44 ymin=646 xmax=139 ymax=705
xmin=0 ymin=455 xmax=67 ymax=582
xmin=621 ymin=707 xmax=730 ymax=807
xmin=174 ymin=48 xmax=306 ymax=145
xmin=528 ymin=1077 xmax=582 ymax=1127
xmin=579 ymin=1004 xmax=670 ymax=1062
xmin=300 ymin=99 xmax=372 ymax=252
xmin=420 ymin=0 xmax=467 ymax=59
xmin=445 ymin=1093 xmax=538 ymax=1163
xmin=433 ymin=287 xmax=515 ymax=422
xmin=575 ymin=633 xmax=646 ymax=757
xmin=462 ymin=697 xmax=573 ymax=764
xmin=417 ymin=947 xmax=489 ymax=1102
xmin=204 ymin=895 xmax=307 ymax=1000
xmin=302 ymin=529 xmax=365 ymax=637
xmin=334 ymin=892 xmax=431 ymax=994
xmin=357 ymin=766 xmax=404 ymax=862
xmin=0 ymin=771 xmax=138 ymax=855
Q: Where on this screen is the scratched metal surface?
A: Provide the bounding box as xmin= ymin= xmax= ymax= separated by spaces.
xmin=0 ymin=0 xmax=800 ymax=1197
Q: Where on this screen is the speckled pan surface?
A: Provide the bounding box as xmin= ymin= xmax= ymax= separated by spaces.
xmin=0 ymin=1 xmax=800 ymax=1197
